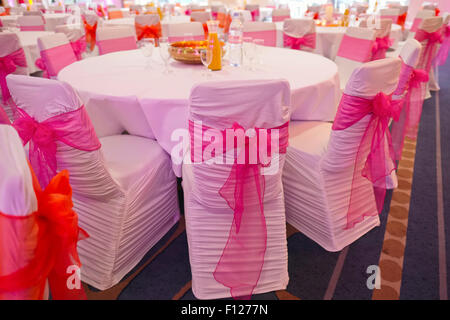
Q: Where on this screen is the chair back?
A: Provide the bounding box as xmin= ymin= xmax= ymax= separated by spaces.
xmin=37 ymin=33 xmax=77 ymax=78
xmin=272 ymin=8 xmax=290 ymax=22
xmin=96 ymin=26 xmax=138 ymax=55
xmin=410 ymin=9 xmax=435 ymax=32
xmin=18 ymin=15 xmax=45 ymax=31
xmin=379 ymin=8 xmax=400 ymax=24
xmin=190 ymin=11 xmax=211 ymax=24
xmin=167 ymin=22 xmax=205 ymax=42
xmin=108 ymin=7 xmax=124 ymax=20
xmin=242 ymin=21 xmax=277 ymax=47
xmin=282 ymin=18 xmax=316 ymax=51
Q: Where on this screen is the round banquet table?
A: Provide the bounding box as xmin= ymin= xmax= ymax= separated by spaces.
xmin=16 ymin=31 xmax=54 ymax=74
xmin=275 ymin=22 xmax=403 ymax=60
xmin=58 ymin=46 xmax=340 ymax=176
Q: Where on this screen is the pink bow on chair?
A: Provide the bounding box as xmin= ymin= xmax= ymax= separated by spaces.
xmin=333 ymin=92 xmax=402 ymax=229
xmin=415 ymin=29 xmax=443 ymax=72
xmin=283 ymin=33 xmax=316 ymax=50
xmin=35 ymin=58 xmax=49 ymax=79
xmin=250 ymin=9 xmax=259 ymax=21
xmin=189 ymin=120 xmax=289 ymax=299
xmin=13 ymin=106 xmax=101 ymax=187
xmin=0 ymin=49 xmax=27 ymax=103
xmin=70 ymin=37 xmax=87 ymax=61
xmin=371 ymin=36 xmax=392 ymax=60
xmin=434 ymin=26 xmax=450 ymax=66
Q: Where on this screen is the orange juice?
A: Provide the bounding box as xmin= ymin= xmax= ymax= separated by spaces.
xmin=207 ymin=21 xmax=222 ymax=71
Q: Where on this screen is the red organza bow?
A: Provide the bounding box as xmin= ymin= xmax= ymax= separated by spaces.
xmin=0 ymin=49 xmax=27 ymax=103
xmin=397 ymin=12 xmax=407 ymax=29
xmin=435 ymin=8 xmax=440 ymax=16
xmin=283 ymin=33 xmax=316 ymax=50
xmin=70 ymin=37 xmax=87 ymax=60
xmin=83 ymin=20 xmax=98 ymax=52
xmin=333 ymin=93 xmax=401 ymax=229
xmin=13 ymin=107 xmax=101 ymax=188
xmin=0 ymin=169 xmax=88 ymax=300
xmin=135 ymin=22 xmax=162 ymax=41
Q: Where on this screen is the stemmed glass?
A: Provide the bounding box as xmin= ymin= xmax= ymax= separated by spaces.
xmin=159 ymin=37 xmax=172 ymax=74
xmin=138 ymin=38 xmax=155 ymax=69
xmin=252 ymin=39 xmax=264 ymax=68
xmin=200 ymin=48 xmax=213 ymax=77
xmin=243 ymin=37 xmax=256 ymax=71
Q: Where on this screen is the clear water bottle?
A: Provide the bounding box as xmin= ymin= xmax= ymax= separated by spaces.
xmin=228 ymin=12 xmax=243 ymax=67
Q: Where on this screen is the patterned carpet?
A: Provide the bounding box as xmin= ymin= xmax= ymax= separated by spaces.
xmin=81 ymin=60 xmax=450 ymax=300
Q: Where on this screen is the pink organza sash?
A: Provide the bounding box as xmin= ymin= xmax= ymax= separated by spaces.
xmin=168 ymin=35 xmax=204 ymax=42
xmin=20 ymin=25 xmax=45 ymax=31
xmin=371 ymin=35 xmax=392 ymax=60
xmin=250 ymin=9 xmax=260 ymax=21
xmin=434 ymin=25 xmax=450 ymax=66
xmin=333 ymin=93 xmax=401 ymax=229
xmin=13 ymin=106 xmax=101 ymax=187
xmin=97 ymin=36 xmax=138 ymax=55
xmin=243 ymin=30 xmax=277 ymax=47
xmin=337 ymin=34 xmax=374 ymax=62
xmin=35 ymin=43 xmax=77 ymax=78
xmin=0 ymin=107 xmax=10 ymax=124
xmin=70 ymin=36 xmax=87 ymax=61
xmin=272 ymin=15 xmax=290 ymax=22
xmin=189 ymin=120 xmax=289 ymax=299
xmin=283 ymin=33 xmax=316 ymax=50
xmin=410 ymin=18 xmax=422 ymax=32
xmin=415 ymin=29 xmax=443 ymax=72
xmin=0 ymin=48 xmax=27 ymax=104
xmin=391 ymin=63 xmax=429 ymax=160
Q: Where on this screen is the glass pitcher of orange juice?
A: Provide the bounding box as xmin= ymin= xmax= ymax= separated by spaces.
xmin=207 ymin=20 xmax=222 ymax=71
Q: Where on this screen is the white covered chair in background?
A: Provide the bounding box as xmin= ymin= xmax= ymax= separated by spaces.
xmin=335 ymin=27 xmax=376 ymax=90
xmin=182 ymin=79 xmax=290 ymax=299
xmin=7 ymin=75 xmax=180 ymax=290
xmin=36 ymin=33 xmax=77 ymax=79
xmin=379 ymin=8 xmax=400 ymax=25
xmin=282 ymin=18 xmax=316 ymax=52
xmin=96 ymin=26 xmax=138 ymax=55
xmin=409 ymin=9 xmax=435 ymax=34
xmin=18 ymin=15 xmax=45 ymax=31
xmin=272 ymin=8 xmax=290 ymax=22
xmin=167 ymin=22 xmax=205 ymax=42
xmin=190 ymin=11 xmax=211 ymax=24
xmin=282 ymin=58 xmax=402 ymax=252
xmin=243 ymin=21 xmax=277 ymax=47
xmin=55 ymin=24 xmax=87 ymax=60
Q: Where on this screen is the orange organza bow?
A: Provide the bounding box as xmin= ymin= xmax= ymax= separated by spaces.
xmin=83 ymin=20 xmax=97 ymax=52
xmin=135 ymin=22 xmax=162 ymax=42
xmin=397 ymin=12 xmax=407 ymax=29
xmin=0 ymin=169 xmax=88 ymax=300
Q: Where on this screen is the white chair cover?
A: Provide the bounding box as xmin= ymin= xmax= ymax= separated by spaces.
xmin=6 ymin=75 xmax=180 ymax=290
xmin=283 ymin=58 xmax=402 ymax=252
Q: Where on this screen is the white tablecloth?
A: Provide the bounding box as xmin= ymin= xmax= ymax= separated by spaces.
xmin=16 ymin=31 xmax=54 ymax=74
xmin=275 ymin=22 xmax=403 ymax=60
xmin=58 ymin=47 xmax=339 ymax=175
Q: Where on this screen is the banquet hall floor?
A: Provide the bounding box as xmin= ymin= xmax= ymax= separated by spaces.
xmin=80 ymin=60 xmax=450 ymax=301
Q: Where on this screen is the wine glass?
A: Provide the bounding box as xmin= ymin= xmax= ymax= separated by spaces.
xmin=200 ymin=48 xmax=213 ymax=77
xmin=159 ymin=37 xmax=172 ymax=74
xmin=243 ymin=37 xmax=256 ymax=70
xmin=138 ymin=38 xmax=155 ymax=69
xmin=252 ymin=39 xmax=264 ymax=67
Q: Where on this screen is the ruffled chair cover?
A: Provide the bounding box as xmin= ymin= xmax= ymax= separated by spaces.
xmin=282 ymin=58 xmax=401 ymax=251
xmin=7 ymin=75 xmax=180 ymax=290
xmin=182 ymin=79 xmax=291 ymax=299
xmin=390 ymin=39 xmax=425 ymax=160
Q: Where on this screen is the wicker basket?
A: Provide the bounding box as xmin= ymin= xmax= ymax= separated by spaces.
xmin=169 ymin=40 xmax=225 ymax=64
